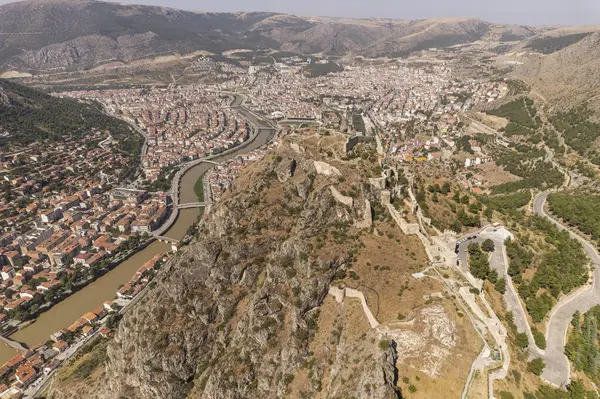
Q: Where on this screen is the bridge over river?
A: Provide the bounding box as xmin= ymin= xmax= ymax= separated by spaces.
xmin=0 ymin=92 xmax=277 ymax=366
xmin=0 ymin=336 xmax=27 ymax=352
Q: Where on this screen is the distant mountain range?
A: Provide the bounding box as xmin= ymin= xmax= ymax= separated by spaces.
xmin=1 ymin=0 xmax=599 ymax=74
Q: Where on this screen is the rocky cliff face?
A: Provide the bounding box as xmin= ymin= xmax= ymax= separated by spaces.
xmin=49 ymin=135 xmax=401 ymax=399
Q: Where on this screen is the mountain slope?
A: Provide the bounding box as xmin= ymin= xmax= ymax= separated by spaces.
xmin=0 ymin=0 xmax=279 ymax=72
xmin=0 ymin=0 xmax=572 ymax=73
xmin=361 ymin=18 xmax=491 ymax=57
xmin=46 ymin=134 xmax=477 ymax=399
xmin=0 ymin=78 xmax=137 ymax=147
xmin=514 ymin=32 xmax=600 ymax=110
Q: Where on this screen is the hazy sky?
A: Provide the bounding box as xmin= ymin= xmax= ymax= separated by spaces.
xmin=1 ymin=0 xmax=599 ymax=26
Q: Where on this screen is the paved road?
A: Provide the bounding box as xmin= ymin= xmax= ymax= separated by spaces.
xmin=458 ymin=227 xmax=543 ymax=358
xmin=533 ymin=192 xmax=600 ymax=387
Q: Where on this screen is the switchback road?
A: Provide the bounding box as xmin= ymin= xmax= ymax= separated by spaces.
xmin=533 ymin=192 xmax=600 ymax=387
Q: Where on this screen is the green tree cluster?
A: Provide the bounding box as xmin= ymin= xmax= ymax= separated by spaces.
xmin=468 ymin=243 xmax=493 ymax=281
xmin=550 ymin=105 xmax=600 ymax=164
xmin=565 ymin=305 xmax=600 ymax=385
xmin=489 ymin=97 xmax=541 ymax=135
xmin=549 ymin=193 xmax=600 ymax=240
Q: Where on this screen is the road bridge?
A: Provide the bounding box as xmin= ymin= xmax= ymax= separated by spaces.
xmin=155 ymin=236 xmax=180 ymax=245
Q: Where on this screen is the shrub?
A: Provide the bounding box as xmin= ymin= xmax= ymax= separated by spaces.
xmin=378 ymin=340 xmax=391 ymax=351
xmin=408 ymin=385 xmax=417 ymax=393
xmin=527 ymin=358 xmax=546 ymax=376
xmin=516 ymin=333 xmax=529 ymax=348
xmin=532 ymin=328 xmax=547 ymax=350
xmin=283 ymin=373 xmax=295 ymax=385
xmin=495 ymin=278 xmax=506 ymax=294
xmin=482 ymin=239 xmax=495 ymax=252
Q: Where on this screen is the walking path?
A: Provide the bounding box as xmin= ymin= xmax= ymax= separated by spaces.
xmin=0 ymin=336 xmax=26 ymax=352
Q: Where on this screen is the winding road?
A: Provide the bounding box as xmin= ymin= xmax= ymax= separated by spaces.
xmin=458 ymin=228 xmax=544 ymax=358
xmin=533 ymin=192 xmax=600 ymax=387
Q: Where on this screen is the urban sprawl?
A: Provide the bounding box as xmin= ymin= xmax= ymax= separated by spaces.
xmin=0 ymin=55 xmax=507 ymax=395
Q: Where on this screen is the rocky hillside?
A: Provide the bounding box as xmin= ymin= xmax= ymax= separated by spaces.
xmin=0 ymin=0 xmax=584 ymax=73
xmin=514 ymin=31 xmax=600 ymax=111
xmin=47 ymin=132 xmax=478 ymax=399
xmin=0 ymin=0 xmax=278 ymax=72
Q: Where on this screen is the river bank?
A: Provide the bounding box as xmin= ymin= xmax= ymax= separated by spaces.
xmin=0 ymin=94 xmax=276 ymax=365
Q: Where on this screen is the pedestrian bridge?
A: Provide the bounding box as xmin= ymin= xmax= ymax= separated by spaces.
xmin=0 ymin=336 xmax=27 ymax=352
xmin=177 ymin=202 xmax=210 ymax=209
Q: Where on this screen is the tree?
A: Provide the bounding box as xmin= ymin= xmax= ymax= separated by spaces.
xmin=527 ymin=293 xmax=554 ymax=323
xmin=484 ymin=206 xmax=494 ymax=221
xmin=495 ymin=278 xmax=506 ymax=294
xmin=527 ymin=358 xmax=546 ymax=376
xmin=571 ymin=310 xmax=581 ymax=329
xmin=532 ymin=328 xmax=547 ymax=350
xmin=567 ymin=379 xmax=587 ymax=399
xmin=516 ymin=333 xmax=529 ymax=348
xmin=488 ymin=269 xmax=499 ymax=284
xmin=481 ymin=239 xmax=495 ymax=253
xmin=378 ymin=340 xmax=391 ymax=351
xmin=441 ymin=182 xmax=451 ymax=195
xmin=106 ymin=313 xmax=122 ymax=329
xmin=452 ymin=192 xmax=461 ymax=203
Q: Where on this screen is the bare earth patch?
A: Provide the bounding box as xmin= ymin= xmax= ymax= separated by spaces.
xmin=471 ymin=161 xmax=521 ymax=188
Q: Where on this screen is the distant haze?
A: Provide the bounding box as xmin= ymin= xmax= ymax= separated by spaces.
xmin=0 ymin=0 xmax=599 ymax=26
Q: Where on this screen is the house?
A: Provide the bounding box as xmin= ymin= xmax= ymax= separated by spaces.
xmin=36 ymin=280 xmax=62 ymax=292
xmin=84 ymin=251 xmax=106 ymax=268
xmin=15 ymin=363 xmax=37 ymax=387
xmin=99 ymin=328 xmax=112 ymax=338
xmin=3 ymin=354 xmax=25 ymax=369
xmin=0 ymin=267 xmax=15 ymax=281
xmin=4 ymin=297 xmax=30 ymax=311
xmin=73 ymin=253 xmax=91 ymax=265
xmin=81 ymin=325 xmax=94 ymax=336
xmin=50 ymin=330 xmax=65 ymax=343
xmin=19 ymin=290 xmax=36 ymax=299
xmin=4 ymin=251 xmax=20 ymax=267
xmin=82 ymin=312 xmax=98 ymax=324
xmin=52 ymin=340 xmax=69 ymax=353
xmin=91 ymin=306 xmax=106 ymax=319
xmin=40 ymin=210 xmax=58 ymax=224
xmin=43 ymin=359 xmax=62 ymax=375
xmin=116 ymin=283 xmax=133 ymax=299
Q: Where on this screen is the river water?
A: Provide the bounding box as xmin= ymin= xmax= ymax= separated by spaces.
xmin=0 ymin=123 xmax=274 ymax=364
